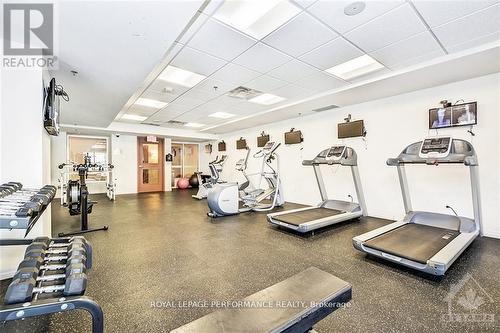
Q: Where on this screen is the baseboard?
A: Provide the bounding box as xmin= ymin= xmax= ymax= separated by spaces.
xmin=483 ymin=230 xmax=500 ymax=239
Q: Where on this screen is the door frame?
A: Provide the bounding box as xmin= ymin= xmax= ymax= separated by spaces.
xmin=171 ymin=142 xmax=200 ymax=189
xmin=137 ymin=137 xmax=165 ymax=193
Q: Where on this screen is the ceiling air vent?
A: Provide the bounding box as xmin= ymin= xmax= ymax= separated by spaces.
xmin=312 ymin=104 xmax=339 ymax=112
xmin=142 ymin=122 xmax=161 ymax=126
xmin=227 ymin=86 xmax=262 ymax=100
xmin=167 ymin=120 xmax=186 ymax=125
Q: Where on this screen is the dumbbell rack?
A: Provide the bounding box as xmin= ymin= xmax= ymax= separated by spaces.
xmin=0 ymin=237 xmax=103 ymax=333
xmin=0 ymin=182 xmax=56 ymax=236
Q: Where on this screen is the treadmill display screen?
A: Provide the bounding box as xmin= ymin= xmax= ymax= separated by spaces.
xmin=328 ymin=146 xmax=345 ymax=157
xmin=421 ymin=137 xmax=451 ymax=154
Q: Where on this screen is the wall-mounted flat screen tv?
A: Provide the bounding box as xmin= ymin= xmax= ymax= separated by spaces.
xmin=429 ymin=102 xmax=477 ymax=129
xmin=338 ymin=120 xmax=364 ymax=139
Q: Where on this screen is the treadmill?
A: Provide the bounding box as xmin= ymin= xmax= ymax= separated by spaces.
xmin=353 ymin=137 xmax=482 ymax=276
xmin=267 ymin=146 xmax=367 ymax=233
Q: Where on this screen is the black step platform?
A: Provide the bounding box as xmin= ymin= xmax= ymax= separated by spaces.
xmin=364 ymin=223 xmax=460 ymax=264
xmin=171 ymin=267 xmax=351 ymax=333
xmin=272 ymin=207 xmax=343 ymax=226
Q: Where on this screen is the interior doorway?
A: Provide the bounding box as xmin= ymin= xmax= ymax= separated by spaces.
xmin=137 ymin=137 xmax=164 ymax=192
xmin=171 ymin=143 xmax=199 ymax=188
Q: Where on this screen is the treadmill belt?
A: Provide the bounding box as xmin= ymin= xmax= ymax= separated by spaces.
xmin=364 ymin=224 xmax=459 ymax=264
xmin=273 ymin=207 xmax=343 ymax=226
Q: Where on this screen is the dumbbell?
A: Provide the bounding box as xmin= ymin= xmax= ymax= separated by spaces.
xmin=0 ymin=200 xmax=42 ymax=212
xmin=27 ymin=236 xmax=92 ymax=256
xmin=0 ymin=206 xmax=33 ymax=217
xmin=18 ymin=252 xmax=89 ymax=270
xmin=4 ymin=182 xmax=22 ymax=190
xmin=13 ymin=262 xmax=86 ymax=282
xmin=25 ymin=243 xmax=87 ymax=260
xmin=4 ymin=273 xmax=87 ymax=304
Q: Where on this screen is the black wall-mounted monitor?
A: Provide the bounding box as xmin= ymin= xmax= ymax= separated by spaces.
xmin=236 ymin=138 xmax=247 ymax=149
xmin=43 ymin=78 xmax=60 ymax=136
xmin=429 ymin=102 xmax=477 ymax=129
xmin=284 ymin=130 xmax=303 ymax=144
xmin=218 ymin=141 xmax=226 ymax=151
xmin=257 ymin=134 xmax=270 ymax=147
xmin=338 ymin=120 xmax=364 ymax=139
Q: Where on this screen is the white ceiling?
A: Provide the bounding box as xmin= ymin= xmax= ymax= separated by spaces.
xmin=53 ymin=1 xmax=203 ymax=127
xmin=58 ymin=1 xmax=500 ymax=134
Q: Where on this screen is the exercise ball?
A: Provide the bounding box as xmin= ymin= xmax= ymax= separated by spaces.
xmin=189 ymin=173 xmax=199 ymax=188
xmin=177 ymin=178 xmax=190 ymax=189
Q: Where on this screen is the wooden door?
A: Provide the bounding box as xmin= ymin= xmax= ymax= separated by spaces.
xmin=137 ymin=137 xmax=164 ymax=192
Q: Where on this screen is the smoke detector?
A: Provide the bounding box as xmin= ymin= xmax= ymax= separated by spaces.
xmin=344 ymin=2 xmax=365 ymax=16
xmin=226 ymin=86 xmax=262 ymax=100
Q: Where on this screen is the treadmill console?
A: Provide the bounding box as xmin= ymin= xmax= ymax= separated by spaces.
xmin=316 ymin=146 xmax=346 ymax=162
xmin=419 ymin=137 xmax=452 ymax=159
xmin=261 ymin=141 xmax=280 ymax=155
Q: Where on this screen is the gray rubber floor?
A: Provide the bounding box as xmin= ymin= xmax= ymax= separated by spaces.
xmin=1 ymin=190 xmax=499 ymax=332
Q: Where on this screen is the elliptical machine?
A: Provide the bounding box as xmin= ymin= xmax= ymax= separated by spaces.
xmin=192 ymin=155 xmax=227 ymax=200
xmin=235 ymin=147 xmax=255 ymax=196
xmin=58 ymin=154 xmax=109 ymax=237
xmin=207 ymin=141 xmax=284 ymax=218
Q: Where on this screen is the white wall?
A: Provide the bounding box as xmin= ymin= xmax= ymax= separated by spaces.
xmin=0 ymin=68 xmax=52 ymax=278
xmin=207 ymin=73 xmax=500 ymax=238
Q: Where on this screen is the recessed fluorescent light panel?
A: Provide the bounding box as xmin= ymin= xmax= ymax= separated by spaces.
xmin=184 ymin=122 xmax=205 ymax=128
xmin=158 ymin=65 xmax=206 ymax=88
xmin=208 ymin=112 xmax=236 ymax=119
xmin=326 ymin=54 xmax=384 ymax=80
xmin=214 ymin=0 xmax=301 ymax=39
xmin=122 ymin=114 xmax=147 ymax=121
xmin=249 ymin=93 xmax=285 ymax=105
xmin=134 ymin=97 xmax=168 ymax=109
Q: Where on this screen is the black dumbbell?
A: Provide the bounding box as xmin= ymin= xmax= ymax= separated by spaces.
xmin=25 ymin=244 xmax=87 ymax=260
xmin=18 ymin=253 xmax=89 ymax=270
xmin=26 ymin=237 xmax=90 ymax=255
xmin=4 ymin=273 xmax=87 ymax=304
xmin=13 ymin=262 xmax=86 ymax=281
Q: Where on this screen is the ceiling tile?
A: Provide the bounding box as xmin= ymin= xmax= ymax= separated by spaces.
xmin=412 ymin=0 xmax=497 ymax=28
xmin=308 ymin=0 xmax=403 ymax=34
xmin=149 ymin=79 xmax=189 ymax=96
xmin=290 ymin=0 xmax=318 ymax=9
xmin=294 ymin=71 xmax=347 ymax=92
xmin=141 ymin=88 xmax=178 ymax=103
xmin=145 ymin=107 xmax=186 ymax=123
xmin=188 ymin=18 xmax=256 ymax=61
xmin=245 ymin=75 xmax=288 ymax=92
xmin=262 ymin=12 xmax=338 ymax=57
xmin=207 ymin=95 xmax=243 ymax=108
xmin=169 ymin=95 xmax=206 ymax=110
xmin=267 ymin=60 xmax=318 ymax=82
xmin=210 ymin=63 xmax=261 ymax=85
xmin=299 ymin=37 xmax=364 ymax=70
xmin=178 ymin=13 xmax=210 ymax=45
xmin=191 ymin=78 xmax=235 ymax=96
xmin=270 ymin=83 xmax=313 ymax=100
xmin=345 ymin=3 xmax=427 ymax=53
xmin=446 ymin=31 xmax=500 ymax=53
xmin=232 ymin=42 xmax=292 ymax=73
xmin=171 ymin=46 xmax=226 ymax=76
xmin=126 ymin=104 xmax=161 ymax=117
xmin=370 ymin=31 xmax=443 ymax=68
xmin=432 ymin=4 xmax=500 ymax=49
